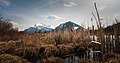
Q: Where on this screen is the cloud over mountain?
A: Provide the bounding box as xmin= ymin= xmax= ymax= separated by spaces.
xmin=0 ymin=0 xmax=10 ymax=6
xmin=64 ymin=2 xmax=77 ymax=7
xmin=44 ymin=15 xmax=65 ymax=21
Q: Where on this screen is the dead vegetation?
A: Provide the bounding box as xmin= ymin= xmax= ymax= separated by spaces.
xmin=0 ymin=54 xmax=28 ymax=63
xmin=0 ymin=29 xmax=93 ymax=63
xmin=0 ymin=27 xmax=119 ymax=63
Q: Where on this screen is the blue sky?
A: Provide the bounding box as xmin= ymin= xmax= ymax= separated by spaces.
xmin=0 ymin=0 xmax=120 ymax=30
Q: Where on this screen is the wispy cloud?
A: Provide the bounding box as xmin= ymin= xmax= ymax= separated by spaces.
xmin=33 ymin=0 xmax=61 ymax=11
xmin=98 ymin=5 xmax=107 ymax=11
xmin=10 ymin=21 xmax=18 ymax=26
xmin=114 ymin=13 xmax=120 ymax=18
xmin=44 ymin=15 xmax=65 ymax=21
xmin=64 ymin=2 xmax=77 ymax=7
xmin=0 ymin=0 xmax=10 ymax=6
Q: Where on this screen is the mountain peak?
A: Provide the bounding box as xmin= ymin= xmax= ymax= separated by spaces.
xmin=55 ymin=21 xmax=83 ymax=31
xmin=24 ymin=23 xmax=54 ymax=33
xmin=66 ymin=21 xmax=72 ymax=23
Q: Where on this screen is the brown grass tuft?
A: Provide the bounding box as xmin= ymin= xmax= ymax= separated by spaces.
xmin=0 ymin=54 xmax=28 ymax=63
xmin=41 ymin=56 xmax=63 ymax=63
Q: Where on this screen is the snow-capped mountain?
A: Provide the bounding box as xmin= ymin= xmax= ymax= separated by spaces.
xmin=24 ymin=23 xmax=54 ymax=33
xmin=24 ymin=21 xmax=84 ymax=33
xmin=55 ymin=21 xmax=84 ymax=31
